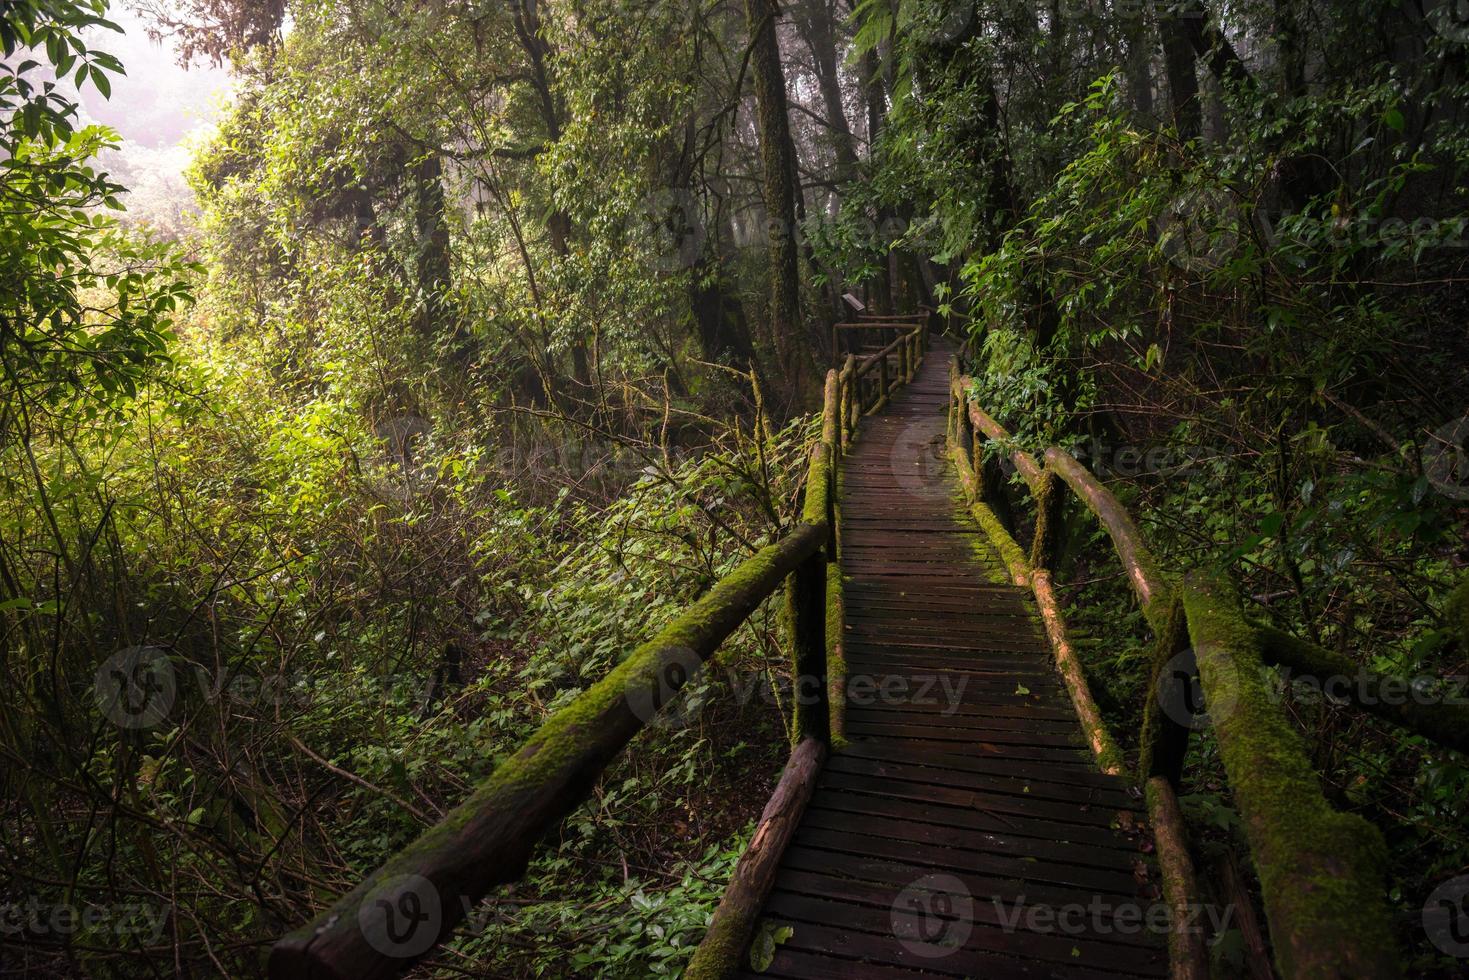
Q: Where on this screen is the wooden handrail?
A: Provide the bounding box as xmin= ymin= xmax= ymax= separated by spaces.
xmin=272 ymin=316 xmax=935 ymax=980
xmin=683 ymin=737 xmax=826 ymax=979
xmin=1043 ymin=446 xmax=1170 ymax=630
xmin=687 ymin=315 xmax=930 ymax=978
xmin=1182 ymin=573 xmax=1400 ymax=978
xmin=270 ymin=524 xmax=827 ymax=979
xmin=947 ymin=360 xmax=1465 ymax=979
xmin=854 ymin=331 xmax=908 ymax=374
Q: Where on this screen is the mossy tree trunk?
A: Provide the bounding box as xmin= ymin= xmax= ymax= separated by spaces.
xmin=744 ymin=0 xmax=811 ymax=397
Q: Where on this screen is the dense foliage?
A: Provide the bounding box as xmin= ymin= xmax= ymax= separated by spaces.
xmin=3 ymin=0 xmax=1468 ymax=974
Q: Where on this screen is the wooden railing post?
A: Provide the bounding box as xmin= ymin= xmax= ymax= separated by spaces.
xmin=1138 ymin=595 xmax=1194 ymax=789
xmin=1028 ymin=470 xmax=1066 ymax=571
xmin=846 ymin=358 xmax=857 ymax=455
xmin=789 ymin=441 xmax=831 ymax=745
xmin=877 ymin=350 xmax=889 ymax=404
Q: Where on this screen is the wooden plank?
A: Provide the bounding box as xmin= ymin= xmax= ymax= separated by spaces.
xmin=766 ymin=886 xmax=1168 ymax=971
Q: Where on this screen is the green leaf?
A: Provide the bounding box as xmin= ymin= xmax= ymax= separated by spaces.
xmin=748 ymin=922 xmax=794 ymax=972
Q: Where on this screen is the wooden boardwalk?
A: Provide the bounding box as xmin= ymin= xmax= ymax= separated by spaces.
xmin=739 ymin=340 xmax=1168 ymax=979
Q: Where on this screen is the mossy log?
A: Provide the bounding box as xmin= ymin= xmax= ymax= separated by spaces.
xmin=1044 ymin=447 xmax=1169 ymax=631
xmin=821 ymin=370 xmax=838 ymax=452
xmin=1182 ymin=572 xmax=1401 ymax=980
xmin=948 ymin=440 xmax=1030 ymax=585
xmin=825 ymin=564 xmax=847 ymax=749
xmin=683 ymin=737 xmax=827 ymax=979
xmin=269 ymin=523 xmax=827 ymax=980
xmin=1143 ymin=777 xmax=1210 ymax=980
xmin=956 ymin=382 xmax=1044 ymax=491
xmin=1032 ymin=569 xmax=1126 ymax=775
xmin=1253 ymin=623 xmax=1469 ymax=756
xmin=944 ymin=395 xmax=1123 ymax=774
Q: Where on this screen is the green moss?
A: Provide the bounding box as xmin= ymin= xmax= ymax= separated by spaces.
xmin=1253 ymin=622 xmax=1469 ymax=756
xmin=1182 ymin=573 xmax=1400 ymax=979
xmin=1138 ymin=594 xmax=1188 ymax=783
xmin=943 ymin=438 xmax=1030 ymax=585
xmin=1028 ymin=469 xmax=1062 ymax=570
xmin=1091 ymin=718 xmax=1126 ymax=775
xmin=801 ymin=442 xmax=830 ymax=527
xmin=825 ymin=567 xmax=848 ymax=750
xmin=683 ymin=907 xmax=754 ymax=980
xmin=967 ymin=502 xmax=1030 ymax=586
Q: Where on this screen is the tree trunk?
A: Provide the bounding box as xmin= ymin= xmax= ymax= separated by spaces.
xmin=798 ymin=0 xmax=860 ymax=184
xmin=410 ymin=152 xmax=471 ymax=359
xmin=1123 ymin=9 xmax=1155 ymax=122
xmin=744 ymin=0 xmax=810 ymax=393
xmin=1160 ymin=12 xmax=1201 ymax=139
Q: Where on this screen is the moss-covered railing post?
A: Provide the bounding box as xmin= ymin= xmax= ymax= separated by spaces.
xmin=1028 ymin=470 xmax=1065 ymax=571
xmin=1137 ymin=596 xmax=1194 ymax=790
xmin=1182 ymin=572 xmax=1400 ymax=978
xmin=877 ymin=347 xmax=889 ymax=406
xmin=787 ymin=441 xmax=830 ymax=746
xmin=838 ymin=355 xmax=855 ymax=453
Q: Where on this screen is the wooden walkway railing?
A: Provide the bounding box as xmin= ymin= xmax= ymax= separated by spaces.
xmin=269 ymin=316 xmax=930 ymax=980
xmin=269 ymin=308 xmax=1462 ymax=980
xmin=694 ymin=336 xmax=1165 ymax=979
xmin=948 ymin=363 xmax=1469 ymax=980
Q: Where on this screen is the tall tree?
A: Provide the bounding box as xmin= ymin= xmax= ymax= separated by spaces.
xmin=795 ymin=0 xmax=860 ymax=183
xmin=743 ymin=0 xmax=810 ymax=393
xmin=1160 ymin=9 xmax=1201 ymax=139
